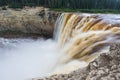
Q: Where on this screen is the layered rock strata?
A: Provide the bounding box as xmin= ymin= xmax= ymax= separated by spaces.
xmin=0 ymin=7 xmax=60 ymax=38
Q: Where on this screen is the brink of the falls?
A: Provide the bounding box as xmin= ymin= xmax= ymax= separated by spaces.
xmin=0 ymin=13 xmax=120 ymax=80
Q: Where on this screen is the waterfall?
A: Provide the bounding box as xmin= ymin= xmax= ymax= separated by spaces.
xmin=54 ymin=13 xmax=120 ymax=64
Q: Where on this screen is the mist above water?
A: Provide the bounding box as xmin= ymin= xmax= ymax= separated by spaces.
xmin=0 ymin=38 xmax=60 ymax=80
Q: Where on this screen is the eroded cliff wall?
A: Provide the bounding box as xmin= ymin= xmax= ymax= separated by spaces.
xmin=0 ymin=7 xmax=60 ymax=38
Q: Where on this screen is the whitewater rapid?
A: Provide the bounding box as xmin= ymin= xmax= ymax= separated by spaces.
xmin=0 ymin=38 xmax=60 ymax=80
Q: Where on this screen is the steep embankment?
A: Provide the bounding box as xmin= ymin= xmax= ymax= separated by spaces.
xmin=0 ymin=7 xmax=60 ymax=38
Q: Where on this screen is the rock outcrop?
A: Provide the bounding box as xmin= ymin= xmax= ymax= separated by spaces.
xmin=35 ymin=43 xmax=120 ymax=80
xmin=0 ymin=7 xmax=60 ymax=38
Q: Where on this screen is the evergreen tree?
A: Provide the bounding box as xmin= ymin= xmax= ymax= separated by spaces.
xmin=0 ymin=0 xmax=120 ymax=10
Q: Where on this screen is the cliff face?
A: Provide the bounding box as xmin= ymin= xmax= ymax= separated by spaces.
xmin=34 ymin=43 xmax=120 ymax=80
xmin=0 ymin=7 xmax=60 ymax=38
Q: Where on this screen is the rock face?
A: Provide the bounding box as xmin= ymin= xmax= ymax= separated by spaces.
xmin=35 ymin=43 xmax=120 ymax=80
xmin=0 ymin=7 xmax=60 ymax=38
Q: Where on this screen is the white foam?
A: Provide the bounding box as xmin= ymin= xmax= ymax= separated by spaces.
xmin=0 ymin=38 xmax=60 ymax=80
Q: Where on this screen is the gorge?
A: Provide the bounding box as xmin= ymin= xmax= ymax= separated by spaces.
xmin=0 ymin=8 xmax=120 ymax=80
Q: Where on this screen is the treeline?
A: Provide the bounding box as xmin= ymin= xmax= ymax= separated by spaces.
xmin=0 ymin=0 xmax=120 ymax=10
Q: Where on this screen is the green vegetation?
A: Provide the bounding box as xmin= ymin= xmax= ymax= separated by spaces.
xmin=0 ymin=0 xmax=120 ymax=9
xmin=51 ymin=8 xmax=120 ymax=14
xmin=0 ymin=0 xmax=120 ymax=13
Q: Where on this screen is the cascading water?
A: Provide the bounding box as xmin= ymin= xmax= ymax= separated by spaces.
xmin=0 ymin=13 xmax=120 ymax=80
xmin=52 ymin=13 xmax=120 ymax=74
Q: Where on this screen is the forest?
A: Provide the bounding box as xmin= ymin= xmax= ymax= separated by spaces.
xmin=0 ymin=0 xmax=120 ymax=10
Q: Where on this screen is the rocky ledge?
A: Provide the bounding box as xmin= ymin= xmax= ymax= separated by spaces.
xmin=0 ymin=7 xmax=60 ymax=38
xmin=34 ymin=43 xmax=120 ymax=80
